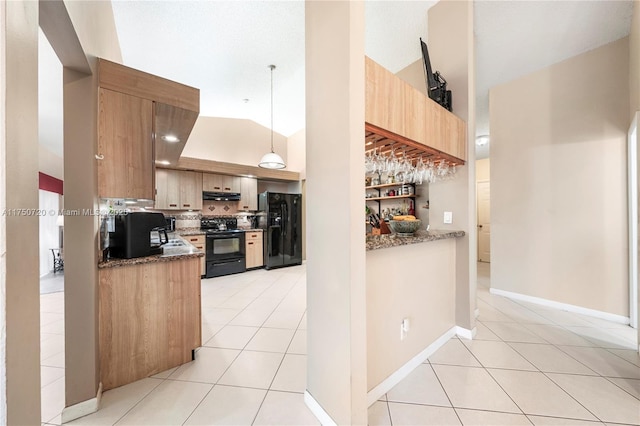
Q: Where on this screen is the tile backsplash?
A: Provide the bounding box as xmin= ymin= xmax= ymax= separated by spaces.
xmin=157 ymin=208 xmax=256 ymax=230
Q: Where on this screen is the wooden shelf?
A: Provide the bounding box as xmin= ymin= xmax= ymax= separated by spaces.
xmin=366 ymin=195 xmax=416 ymax=201
xmin=365 ymin=182 xmax=415 ymax=190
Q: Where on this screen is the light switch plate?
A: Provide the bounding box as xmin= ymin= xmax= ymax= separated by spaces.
xmin=444 ymin=211 xmax=453 ymax=224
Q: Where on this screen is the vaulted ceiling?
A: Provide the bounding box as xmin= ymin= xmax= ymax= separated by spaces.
xmin=40 ymin=1 xmax=635 ymax=160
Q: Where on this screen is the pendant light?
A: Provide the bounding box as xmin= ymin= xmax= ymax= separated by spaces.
xmin=259 ymin=65 xmax=286 ymax=169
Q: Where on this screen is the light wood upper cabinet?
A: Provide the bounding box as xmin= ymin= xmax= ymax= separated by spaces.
xmin=238 ymin=177 xmax=258 ymax=211
xmin=155 ymin=169 xmax=202 ymax=210
xmin=365 ymin=57 xmax=467 ymax=163
xmin=179 ymin=170 xmax=203 ymax=210
xmin=222 ymin=175 xmax=240 ymax=193
xmin=365 ymin=57 xmax=404 ymax=137
xmin=202 ymin=173 xmax=223 ymax=192
xmin=155 ymin=168 xmax=180 ymax=209
xmin=98 ymin=88 xmax=154 ymax=199
xmin=202 ymin=173 xmax=240 ymax=193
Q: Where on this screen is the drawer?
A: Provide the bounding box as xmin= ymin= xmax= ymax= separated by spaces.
xmin=245 ymin=232 xmax=263 ymax=241
xmin=185 ymin=235 xmax=205 ymax=246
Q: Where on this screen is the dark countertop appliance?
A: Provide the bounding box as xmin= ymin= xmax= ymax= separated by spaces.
xmin=257 ymin=192 xmax=302 ymax=270
xmin=109 ymin=212 xmax=168 ymax=259
xmin=201 ymin=217 xmax=246 ymax=278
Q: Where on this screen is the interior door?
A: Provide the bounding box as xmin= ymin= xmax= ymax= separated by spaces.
xmin=477 ymin=181 xmax=491 ymax=263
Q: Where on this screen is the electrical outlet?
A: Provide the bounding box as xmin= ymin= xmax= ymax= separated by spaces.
xmin=400 ymin=317 xmax=410 ymax=341
xmin=444 ymin=211 xmax=453 ymax=224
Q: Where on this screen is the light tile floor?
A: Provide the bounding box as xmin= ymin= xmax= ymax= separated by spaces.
xmin=41 ymin=262 xmax=640 ymax=425
xmin=370 ymin=262 xmax=640 ymax=426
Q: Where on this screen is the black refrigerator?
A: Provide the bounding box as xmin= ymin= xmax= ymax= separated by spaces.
xmin=257 ymin=192 xmax=302 ymax=270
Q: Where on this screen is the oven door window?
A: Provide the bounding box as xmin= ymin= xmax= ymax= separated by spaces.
xmin=214 ymin=237 xmax=240 ymax=255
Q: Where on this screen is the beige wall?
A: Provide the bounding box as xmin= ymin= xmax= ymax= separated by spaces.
xmin=490 ymin=37 xmax=629 ymax=316
xmin=427 ymin=0 xmax=476 ymax=330
xmin=63 ymin=0 xmax=122 ymax=64
xmin=367 ymin=239 xmax=455 ymax=390
xmin=39 ymin=144 xmax=64 ymax=180
xmin=631 ymin=0 xmax=640 ymax=119
xmin=182 ymin=116 xmax=290 ymax=169
xmin=45 ymin=0 xmax=123 ymax=410
xmin=287 ymin=128 xmax=306 ymax=179
xmin=1 ymin=1 xmax=41 ymax=424
xmin=395 ymin=59 xmax=427 ymax=97
xmin=476 ymin=158 xmax=490 ymax=182
xmin=305 ymin=1 xmax=367 ymax=423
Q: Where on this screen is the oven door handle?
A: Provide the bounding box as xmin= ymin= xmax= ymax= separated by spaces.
xmin=213 ymin=259 xmax=242 ymax=266
xmin=206 ymin=234 xmax=239 ymax=239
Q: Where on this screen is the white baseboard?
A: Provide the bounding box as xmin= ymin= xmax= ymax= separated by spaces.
xmin=366 ymin=327 xmax=457 ymax=406
xmin=474 ymin=308 xmax=480 ymax=319
xmin=61 ymin=382 xmax=102 ymax=423
xmin=304 ymin=391 xmax=337 ymax=426
xmin=456 ymin=326 xmax=476 ymax=340
xmin=490 ymin=288 xmax=630 ymax=325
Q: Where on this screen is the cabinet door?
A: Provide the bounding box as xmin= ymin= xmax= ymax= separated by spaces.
xmin=221 ymin=175 xmax=240 ymax=193
xmin=245 ymin=234 xmax=263 ymax=268
xmin=155 ymin=168 xmax=180 ymax=209
xmin=202 ymin=173 xmax=223 ymax=192
xmin=179 ymin=171 xmax=203 ymax=210
xmin=185 ymin=235 xmax=206 ymax=276
xmin=238 ymin=177 xmax=258 ymax=211
xmin=98 ymin=88 xmax=154 ymax=199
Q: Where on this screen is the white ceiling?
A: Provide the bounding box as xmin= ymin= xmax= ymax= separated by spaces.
xmin=474 ymin=0 xmax=634 ymax=159
xmin=40 ymin=1 xmax=635 ymax=160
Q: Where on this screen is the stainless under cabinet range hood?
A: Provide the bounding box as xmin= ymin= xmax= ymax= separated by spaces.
xmin=203 ymin=191 xmax=241 ymax=201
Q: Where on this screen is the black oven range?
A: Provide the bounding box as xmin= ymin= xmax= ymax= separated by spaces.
xmin=201 ymin=217 xmax=246 ymax=278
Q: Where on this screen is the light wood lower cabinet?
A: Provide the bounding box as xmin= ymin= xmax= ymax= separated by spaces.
xmin=184 ymin=235 xmax=206 ymax=276
xmin=98 ymin=258 xmax=201 ymax=391
xmin=245 ymin=231 xmax=263 ymax=269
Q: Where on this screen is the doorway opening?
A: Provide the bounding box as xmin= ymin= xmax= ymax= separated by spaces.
xmin=38 ymin=27 xmax=66 ymax=424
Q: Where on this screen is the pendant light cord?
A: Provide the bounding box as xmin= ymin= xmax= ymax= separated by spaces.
xmin=269 ymin=64 xmax=275 ymax=153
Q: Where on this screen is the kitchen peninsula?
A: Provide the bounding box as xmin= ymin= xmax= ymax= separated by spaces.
xmin=366 ymin=229 xmax=464 ymax=399
xmin=363 ymin=56 xmax=468 ymax=401
xmin=98 ymin=244 xmax=204 ymax=391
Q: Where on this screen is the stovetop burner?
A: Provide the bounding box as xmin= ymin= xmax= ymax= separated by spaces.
xmin=201 ymin=216 xmax=239 ymax=232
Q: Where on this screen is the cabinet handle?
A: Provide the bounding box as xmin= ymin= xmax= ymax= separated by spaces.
xmin=169 ymin=204 xmax=178 ymax=207
xmin=248 ymin=242 xmax=254 ymax=245
xmin=183 ymin=204 xmax=191 ymax=207
xmin=243 ymin=206 xmax=249 ymax=209
xmin=214 ymin=186 xmax=221 ymax=190
xmin=250 ymin=234 xmax=257 ymax=238
xmin=190 ymin=238 xmax=197 ymax=241
xmin=224 ymin=187 xmax=231 ymax=191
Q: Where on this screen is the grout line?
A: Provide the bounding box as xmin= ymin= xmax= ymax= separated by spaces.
xmin=428 ymin=363 xmax=463 ymax=424
xmin=385 ymin=399 xmax=394 ymax=426
xmin=601 ymin=376 xmax=640 ymax=402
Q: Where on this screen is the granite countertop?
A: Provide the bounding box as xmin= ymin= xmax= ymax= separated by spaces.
xmin=98 ymin=236 xmax=205 ymax=269
xmin=366 ymin=229 xmax=465 ymax=251
xmin=240 ymin=228 xmax=263 ymax=232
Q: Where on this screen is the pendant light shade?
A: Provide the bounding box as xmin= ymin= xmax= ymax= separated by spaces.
xmin=259 ymin=64 xmax=286 ymax=170
xmin=259 ymin=151 xmax=285 ymax=169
